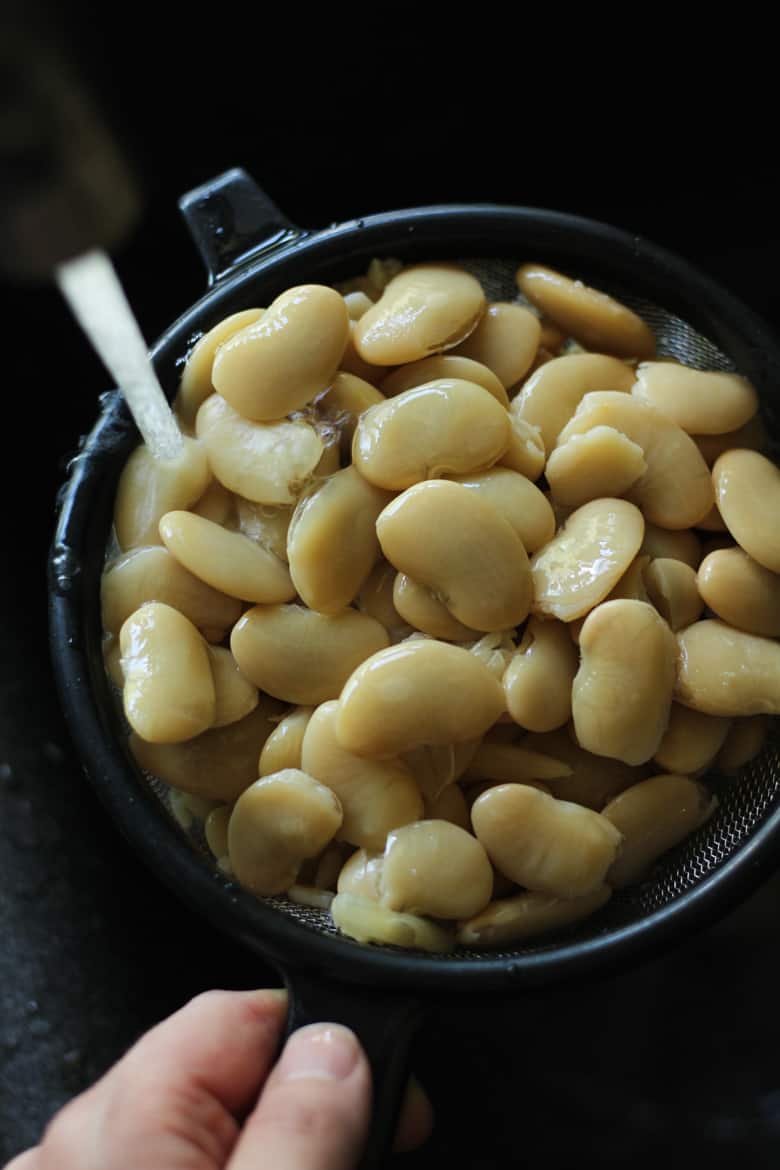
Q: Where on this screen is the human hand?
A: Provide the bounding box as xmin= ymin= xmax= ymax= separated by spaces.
xmin=5 ymin=989 xmax=432 ymax=1169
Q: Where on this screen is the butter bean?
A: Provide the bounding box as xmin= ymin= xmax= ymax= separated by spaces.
xmin=353 ymin=379 xmax=509 ymax=490
xmin=114 ymin=438 xmax=210 ymax=550
xmin=192 ymin=478 xmax=234 ymax=526
xmin=335 ymin=639 xmax=505 ymax=758
xmin=176 ymin=309 xmax=264 ymax=430
xmin=644 ymin=558 xmax=703 ymax=631
xmin=378 ymin=480 xmax=532 ymax=631
xmin=287 ymin=886 xmax=334 ymax=910
xmin=713 ymin=449 xmax=780 ymax=572
xmin=331 ymin=893 xmax=454 ymax=952
xmin=101 ymin=546 xmax=242 ymax=635
xmin=235 ymin=499 xmax=292 ymax=563
xmin=354 ymin=264 xmax=486 ymax=365
xmin=160 ymin=510 xmax=295 ymax=603
xmin=381 ymin=820 xmax=493 ymax=919
xmin=573 ymin=600 xmax=676 ymax=765
xmin=402 ymin=741 xmax=481 ymax=803
xmin=516 ymin=264 xmax=656 ymax=359
xmin=301 ymin=701 xmax=422 ymax=851
xmin=343 ymin=291 xmax=373 ymax=320
xmin=207 ymin=646 xmax=258 ymax=728
xmin=453 ymin=303 xmax=541 ymax=388
xmin=602 ymin=774 xmax=715 ymax=888
xmin=393 ymin=574 xmax=479 ymax=641
xmin=512 ymin=353 xmax=635 ymax=454
xmin=608 ymin=554 xmax=651 ymax=603
xmin=641 ymin=524 xmax=701 ymax=569
xmin=205 ymin=805 xmax=231 ymax=860
xmin=716 ymin=716 xmax=770 ymax=772
xmin=130 ymin=696 xmax=284 ymax=801
xmin=457 ymin=885 xmax=612 ymax=947
xmin=231 ymin=604 xmax=389 ymax=706
xmin=196 ymin=393 xmax=323 ymax=505
xmin=556 ymin=392 xmax=714 ymax=529
xmin=339 ymin=322 xmax=389 ymax=383
xmin=449 ymin=468 xmax=555 ymax=553
xmin=337 ymin=850 xmax=384 ymax=901
xmin=546 ymin=425 xmax=647 ymax=507
xmin=356 ymin=560 xmax=410 ymax=636
xmin=212 ymin=285 xmax=349 ymax=421
xmin=503 ymin=618 xmax=578 ymax=732
xmin=632 ymin=362 xmax=758 ymax=435
xmin=381 ymin=354 xmax=509 ymax=406
xmin=523 ymin=729 xmax=645 ymax=810
xmin=693 ymin=414 xmax=768 ymax=465
xmin=228 ymin=769 xmax=343 ymax=896
xmin=120 ymin=602 xmax=215 ymax=743
xmin=258 ymin=706 xmax=313 ymax=776
xmin=472 ymin=783 xmax=623 ymax=898
xmin=316 ymin=371 xmax=385 ymax=453
xmin=531 ymin=498 xmax=645 ymax=622
xmin=498 ymin=415 xmax=546 ymax=480
xmin=653 ymin=703 xmax=731 ymax=774
xmin=423 ymin=783 xmax=470 ymax=830
xmin=287 ymin=467 xmax=390 ymax=613
xmin=675 ymin=620 xmax=780 ymax=716
xmin=462 ymin=742 xmax=573 ymax=784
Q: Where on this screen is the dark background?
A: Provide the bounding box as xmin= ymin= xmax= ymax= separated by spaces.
xmin=2 ymin=12 xmax=780 ymax=1167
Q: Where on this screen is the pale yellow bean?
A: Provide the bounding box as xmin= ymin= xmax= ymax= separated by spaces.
xmin=393 ymin=574 xmax=479 ymax=641
xmin=212 ymin=285 xmax=349 ymax=421
xmin=644 ymin=558 xmax=703 ymax=631
xmin=653 ymin=703 xmax=731 ymax=774
xmin=675 ymin=620 xmax=780 ymax=716
xmin=523 ymin=729 xmax=645 ymax=810
xmin=452 ymin=302 xmax=541 ymax=388
xmin=511 ymin=353 xmax=635 ymax=454
xmin=338 ymin=257 xmax=403 ymax=301
xmin=339 ymin=321 xmax=389 ymax=383
xmin=498 ymin=414 xmax=546 ymax=480
xmin=380 ymin=354 xmax=509 ymax=406
xmin=402 ymin=741 xmax=481 ymax=803
xmin=337 ymin=850 xmax=384 ymax=901
xmin=464 ymin=777 xmax=552 ymax=804
xmin=381 ymin=820 xmax=493 ymax=919
xmin=530 ymin=498 xmax=645 ymax=622
xmin=335 ymin=639 xmax=505 ymax=758
xmin=354 ymin=264 xmax=486 ymax=365
xmin=120 ymin=602 xmax=215 ymax=744
xmin=472 ymin=783 xmax=623 ymax=898
xmin=632 ymin=362 xmax=758 ymax=435
xmin=192 ymin=478 xmax=234 ymax=526
xmin=287 ymin=467 xmax=390 ymax=613
xmin=546 ymin=425 xmax=647 ymax=507
xmin=207 ymin=646 xmax=258 ymax=728
xmin=231 ymin=604 xmax=389 ymax=706
xmin=258 ymin=706 xmax=313 ymax=776
xmin=573 ymin=600 xmax=676 ymax=765
xmin=196 ymin=393 xmax=323 ymax=505
xmin=169 ymin=790 xmax=218 ymax=832
xmin=556 ymin=392 xmax=714 ymax=529
xmin=539 ymin=318 xmax=567 ymax=353
xmin=462 ymin=742 xmax=573 ymax=783
xmin=331 ymin=893 xmax=454 ymax=952
xmin=602 ymin=774 xmax=715 ymax=888
xmin=607 ymin=554 xmax=651 ymax=603
xmin=287 ymin=886 xmax=334 ymax=910
xmin=716 ymin=716 xmax=770 ymax=772
xmin=316 ymin=371 xmax=385 ymax=454
xmin=378 ymin=480 xmax=532 ymax=631
xmin=228 ymin=769 xmax=343 ymax=896
xmin=159 ymin=510 xmax=294 ymax=604
xmin=693 ymin=414 xmax=768 ymax=465
xmin=235 ymin=499 xmax=293 ymax=563
xmin=129 ymin=696 xmax=284 ymax=802
xmin=641 ymin=524 xmax=701 ymax=569
xmin=353 ymin=379 xmax=509 ymax=490
xmin=503 ymin=618 xmax=578 ymax=732
xmin=114 ymin=438 xmax=210 ymax=551
xmin=301 ymin=701 xmax=422 ymax=851
xmin=457 ymin=885 xmax=612 ymax=947
xmin=447 ymin=468 xmax=555 ymax=553
xmin=175 ymin=309 xmax=264 ymax=430
xmin=423 ymin=783 xmax=470 ymax=830
xmin=343 ymin=291 xmax=373 ymax=320
xmin=356 ymin=560 xmax=410 ymax=636
xmin=713 ymin=449 xmax=780 ymax=572
xmin=205 ymin=805 xmax=231 ymax=860
xmin=101 ymin=546 xmax=242 ymax=635
xmin=516 ymin=264 xmax=656 ymax=359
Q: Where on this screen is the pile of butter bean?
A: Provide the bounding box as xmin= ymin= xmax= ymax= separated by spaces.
xmin=101 ymin=255 xmax=779 ymax=952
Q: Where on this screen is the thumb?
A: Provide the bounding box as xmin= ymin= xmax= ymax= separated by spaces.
xmin=228 ymin=1023 xmax=371 ymax=1170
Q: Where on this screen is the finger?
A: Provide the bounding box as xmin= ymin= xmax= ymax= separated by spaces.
xmin=4 ymin=1150 xmax=40 ymax=1170
xmin=393 ymin=1075 xmax=434 ymax=1153
xmin=229 ymin=1023 xmax=371 ymax=1170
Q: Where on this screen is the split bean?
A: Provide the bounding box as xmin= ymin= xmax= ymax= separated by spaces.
xmin=546 ymin=425 xmax=647 ymax=508
xmin=512 ymin=353 xmax=635 ymax=454
xmin=498 ymin=414 xmax=546 ymax=480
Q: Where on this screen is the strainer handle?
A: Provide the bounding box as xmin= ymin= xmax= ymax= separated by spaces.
xmin=284 ymin=967 xmax=423 ymax=1169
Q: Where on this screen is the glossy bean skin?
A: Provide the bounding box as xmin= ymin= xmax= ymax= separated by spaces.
xmin=231 ymin=603 xmax=389 ymax=706
xmin=114 ymin=438 xmax=210 ymax=550
xmin=101 ymin=546 xmax=241 ymax=635
xmin=602 ymin=773 xmax=715 ymax=888
xmin=653 ymin=703 xmax=731 ymax=774
xmin=472 ymin=783 xmax=623 ymax=898
xmin=192 ymin=478 xmax=234 ymax=525
xmin=675 ymin=620 xmax=780 ymax=716
xmin=452 ymin=302 xmax=541 ymax=388
xmin=393 ymin=574 xmax=479 ymax=641
xmin=212 ymin=285 xmax=350 ymax=421
xmin=457 ymin=885 xmax=611 ymax=947
xmin=120 ymin=602 xmax=215 ymax=744
xmin=353 ymin=379 xmax=510 ymax=491
xmin=354 ymin=264 xmax=486 ymax=365
xmin=316 ymin=371 xmax=385 ymax=454
xmin=448 ymin=467 xmax=555 ymax=553
xmin=175 ymin=308 xmax=264 ymax=430
xmin=641 ymin=524 xmax=701 ymax=569
xmin=380 ymin=820 xmax=493 ymax=920
xmin=331 ymin=893 xmax=454 ymax=952
xmin=378 ymin=480 xmax=532 ymax=631
xmin=546 ymin=425 xmax=647 ymax=508
xmin=511 ymin=353 xmax=635 ymax=454
xmin=632 ymin=362 xmax=758 ymax=435
xmin=207 ymin=646 xmax=259 ymax=728
xmin=258 ymin=706 xmax=314 ymax=776
xmin=644 ymin=558 xmax=703 ymax=631
xmin=381 ymin=354 xmax=509 ymax=406
xmin=503 ymin=618 xmax=578 ymax=732
xmin=713 ymin=449 xmax=780 ymax=572
xmin=337 ymin=849 xmax=384 ymax=901
xmin=523 ymin=728 xmax=646 ymax=810
xmin=573 ymin=600 xmax=676 ymax=765
xmin=335 ymin=639 xmax=505 ymax=758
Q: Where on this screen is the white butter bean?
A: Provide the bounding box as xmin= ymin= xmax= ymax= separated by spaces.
xmin=523 ymin=729 xmax=645 ymax=810
xmin=644 ymin=558 xmax=703 ymax=631
xmin=653 ymin=703 xmax=731 ymax=774
xmin=176 ymin=309 xmax=264 ymax=429
xmin=381 ymin=820 xmax=493 ymax=919
xmin=114 ymin=438 xmax=210 ymax=551
xmin=675 ymin=620 xmax=780 ymax=716
xmin=381 ymin=354 xmax=509 ymax=406
xmin=207 ymin=646 xmax=258 ymax=728
xmin=159 ymin=510 xmax=294 ymax=603
xmin=235 ymin=499 xmax=292 ymax=563
xmin=457 ymin=885 xmax=612 ymax=947
xmin=337 ymin=850 xmax=384 ymax=901
xmin=258 ymin=706 xmax=313 ymax=776
xmin=503 ymin=618 xmax=578 ymax=732
xmin=448 ymin=468 xmax=555 ymax=553
xmin=356 ymin=560 xmax=410 ymax=636
xmin=101 ymin=546 xmax=241 ymax=635
xmin=713 ymin=449 xmax=780 ymax=572
xmin=641 ymin=524 xmax=701 ymax=569
xmin=546 ymin=425 xmax=647 ymax=507
xmin=512 ymin=353 xmax=635 ymax=454
xmin=393 ymin=574 xmax=479 ymax=641
xmin=453 ymin=302 xmax=541 ymax=388
xmin=632 ymin=362 xmax=758 ymax=435
xmin=331 ymin=893 xmax=454 ymax=952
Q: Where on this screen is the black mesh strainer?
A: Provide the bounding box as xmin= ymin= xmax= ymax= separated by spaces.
xmin=49 ymin=168 xmax=780 ymax=1168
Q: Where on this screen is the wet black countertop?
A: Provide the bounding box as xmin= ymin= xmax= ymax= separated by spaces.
xmin=3 ymin=23 xmax=780 ymax=1167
